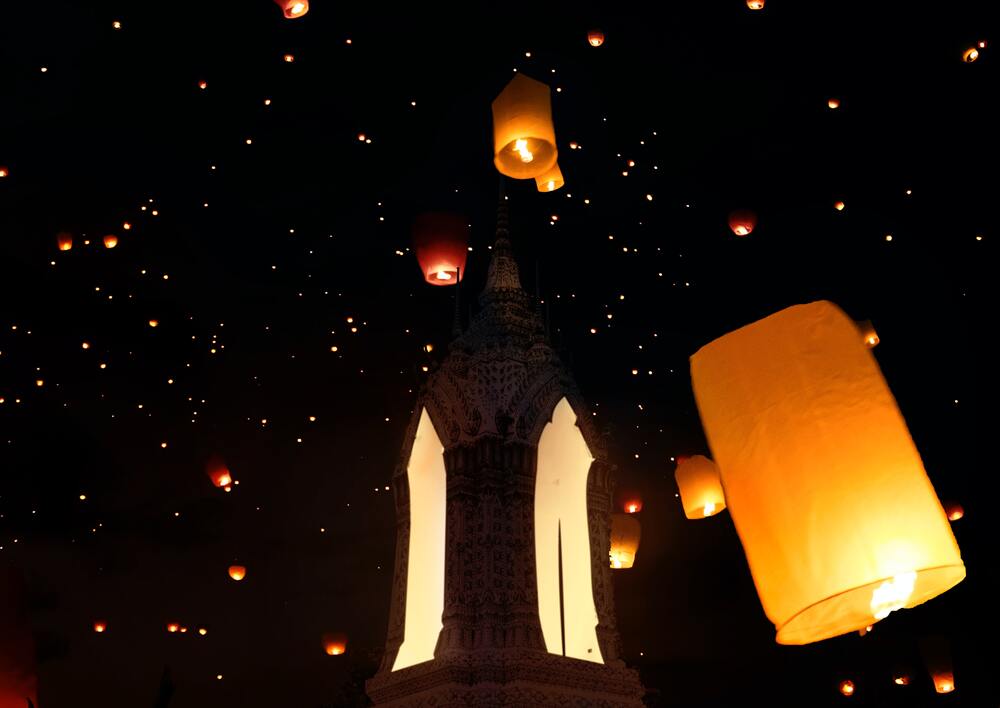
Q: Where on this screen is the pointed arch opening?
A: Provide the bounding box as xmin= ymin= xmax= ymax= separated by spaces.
xmin=392 ymin=408 xmax=447 ymax=671
xmin=535 ymin=398 xmax=604 ymax=663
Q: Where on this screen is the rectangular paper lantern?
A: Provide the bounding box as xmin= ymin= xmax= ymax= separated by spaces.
xmin=690 ymin=301 xmax=964 ymax=644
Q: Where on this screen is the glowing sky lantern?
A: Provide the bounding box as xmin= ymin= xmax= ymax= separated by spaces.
xmin=856 ymin=319 xmax=879 ymax=348
xmin=412 ymin=212 xmax=468 ymax=286
xmin=206 ymin=456 xmax=233 ymax=489
xmin=728 ymin=209 xmax=757 ymax=236
xmin=943 ymin=501 xmax=963 ymax=521
xmin=675 ymin=455 xmax=727 ymax=519
xmin=274 ymin=0 xmax=309 ymax=18
xmin=834 ymin=200 xmax=846 ymax=211
xmin=228 ymin=565 xmax=246 ymax=581
xmin=690 ymin=301 xmax=965 ymax=644
xmin=0 ymin=166 xmax=8 ymax=178
xmin=962 ymin=47 xmax=979 ymax=63
xmin=828 ymin=98 xmax=841 ymax=109
xmin=587 ymin=29 xmax=605 ymax=47
xmin=492 ymin=74 xmax=558 ymax=179
xmin=839 ymin=680 xmax=855 ymax=696
xmin=920 ymin=636 xmax=956 ymax=694
xmin=93 ymin=621 xmax=107 ymax=633
xmin=609 ymin=512 xmax=641 ymax=569
xmin=624 ymin=499 xmax=642 ymax=514
xmin=747 ymin=0 xmax=765 ymax=9
xmin=322 ymin=632 xmax=348 ymax=656
xmin=103 ymin=234 xmax=118 ymax=249
xmin=166 ymin=622 xmax=180 ymax=633
xmin=57 ymin=232 xmax=73 ymax=251
xmin=534 ymin=161 xmax=565 ymax=192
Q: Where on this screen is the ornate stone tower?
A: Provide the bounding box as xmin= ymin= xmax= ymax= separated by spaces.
xmin=367 ymin=200 xmax=645 ymax=707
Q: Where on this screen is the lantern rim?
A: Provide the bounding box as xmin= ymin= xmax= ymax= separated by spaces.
xmin=494 ymin=138 xmax=558 ymax=180
xmin=775 ymin=563 xmax=966 ymax=645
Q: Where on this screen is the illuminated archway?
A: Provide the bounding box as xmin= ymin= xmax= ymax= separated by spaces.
xmin=392 ymin=408 xmax=447 ymax=670
xmin=535 ymin=398 xmax=604 ymax=663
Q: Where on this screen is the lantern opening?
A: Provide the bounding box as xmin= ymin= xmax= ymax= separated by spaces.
xmin=870 ymin=571 xmax=915 ymax=620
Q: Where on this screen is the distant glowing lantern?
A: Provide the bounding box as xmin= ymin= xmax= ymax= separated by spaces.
xmin=206 ymin=456 xmax=233 ymax=488
xmin=856 ymin=320 xmax=879 ymax=348
xmin=412 ymin=212 xmax=468 ymax=286
xmin=893 ymin=674 xmax=910 ymax=686
xmin=962 ymin=47 xmax=979 ymax=63
xmin=690 ymin=301 xmax=966 ymax=644
xmin=828 ymin=98 xmax=841 ymax=109
xmin=834 ymin=200 xmax=846 ymax=211
xmin=587 ymin=30 xmax=605 ymax=47
xmin=57 ymin=233 xmax=73 ymax=251
xmin=944 ymin=502 xmax=963 ymax=521
xmin=322 ymin=633 xmax=348 ymax=656
xmin=148 ymin=319 xmax=159 ymax=328
xmin=535 ymin=161 xmax=565 ymax=192
xmin=228 ymin=565 xmax=246 ymax=581
xmin=624 ymin=500 xmax=642 ymax=514
xmin=0 ymin=166 xmax=8 ymax=178
xmin=166 ymin=623 xmax=180 ymax=633
xmin=93 ymin=621 xmax=107 ymax=633
xmin=283 ymin=53 xmax=295 ymax=63
xmin=921 ymin=636 xmax=955 ymax=694
xmin=839 ymin=680 xmax=855 ymax=696
xmin=609 ymin=513 xmax=641 ymax=569
xmin=728 ymin=210 xmax=757 ymax=236
xmin=103 ymin=235 xmax=118 ymax=249
xmin=747 ymin=0 xmax=765 ymax=9
xmin=492 ymin=74 xmax=558 ymax=179
xmin=675 ymin=455 xmax=726 ymax=519
xmin=275 ymin=0 xmax=309 ymax=18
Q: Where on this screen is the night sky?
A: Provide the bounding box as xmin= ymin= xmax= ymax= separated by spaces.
xmin=0 ymin=1 xmax=996 ymax=706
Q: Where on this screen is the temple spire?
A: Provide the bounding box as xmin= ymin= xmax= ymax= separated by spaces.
xmin=481 ymin=185 xmax=524 ymax=299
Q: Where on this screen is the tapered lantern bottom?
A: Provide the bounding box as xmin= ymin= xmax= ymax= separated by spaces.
xmin=775 ymin=564 xmax=966 ymax=645
xmin=425 ymin=267 xmax=459 ymax=285
xmin=494 ymin=137 xmax=557 ymax=180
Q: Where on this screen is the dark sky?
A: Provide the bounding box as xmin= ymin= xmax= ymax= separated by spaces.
xmin=0 ymin=1 xmax=996 ymax=706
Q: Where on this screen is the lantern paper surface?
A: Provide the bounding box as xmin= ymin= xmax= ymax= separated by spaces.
xmin=535 ymin=162 xmax=565 ymax=192
xmin=491 ymin=74 xmax=558 ymax=179
xmin=412 ymin=213 xmax=468 ymax=286
xmin=690 ymin=301 xmax=965 ymax=644
xmin=675 ymin=455 xmax=726 ymax=519
xmin=609 ymin=513 xmax=641 ymax=569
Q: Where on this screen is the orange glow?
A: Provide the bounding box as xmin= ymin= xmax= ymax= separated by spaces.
xmin=962 ymin=47 xmax=979 ymax=63
xmin=747 ymin=0 xmax=765 ymax=9
xmin=275 ymin=0 xmax=309 ymax=18
xmin=675 ymin=455 xmax=726 ymax=519
xmin=322 ymin=633 xmax=347 ymax=656
xmin=856 ymin=320 xmax=879 ymax=348
xmin=839 ymin=680 xmax=855 ymax=696
xmin=228 ymin=565 xmax=246 ymax=581
xmin=412 ymin=212 xmax=468 ymax=286
xmin=0 ymin=166 xmax=8 ymax=178
xmin=587 ymin=30 xmax=605 ymax=47
xmin=933 ymin=673 xmax=955 ymax=694
xmin=93 ymin=621 xmax=107 ymax=633
xmin=535 ymin=161 xmax=565 ymax=192
xmin=103 ymin=234 xmax=118 ymax=249
xmin=625 ymin=500 xmax=642 ymax=514
xmin=893 ymin=674 xmax=910 ymax=686
xmin=122 ymin=222 xmax=131 ymax=230
xmin=148 ymin=319 xmax=159 ymax=328
xmin=206 ymin=456 xmax=233 ymax=488
xmin=834 ymin=200 xmax=846 ymax=211
xmin=166 ymin=623 xmax=180 ymax=633
xmin=828 ymin=98 xmax=841 ymax=109
xmin=198 ymin=80 xmax=207 ymax=90
xmin=944 ymin=502 xmax=964 ymax=521
xmin=492 ymin=74 xmax=558 ymax=179
xmin=609 ymin=512 xmax=641 ymax=569
xmin=57 ymin=233 xmax=73 ymax=251
xmin=283 ymin=53 xmax=295 ymax=63
xmin=690 ymin=301 xmax=965 ymax=644
xmin=728 ymin=209 xmax=757 ymax=236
